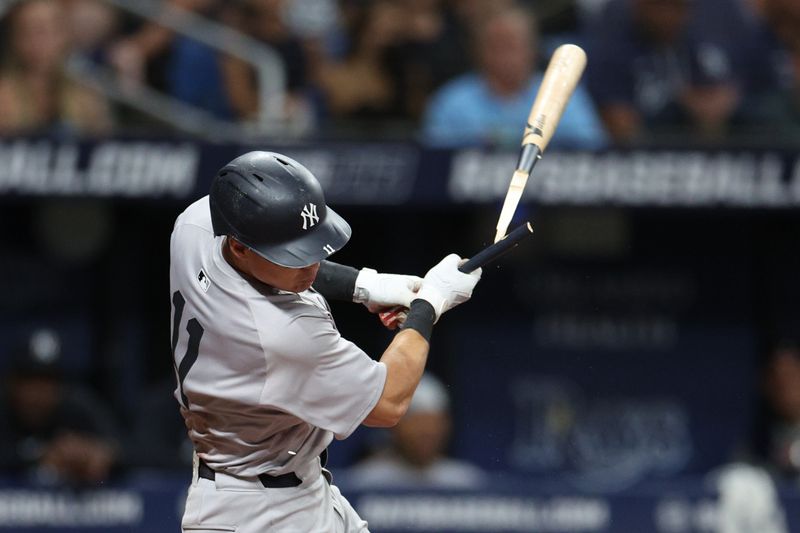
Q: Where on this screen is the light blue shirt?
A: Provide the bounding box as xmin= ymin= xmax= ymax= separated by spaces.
xmin=422 ymin=72 xmax=608 ymax=149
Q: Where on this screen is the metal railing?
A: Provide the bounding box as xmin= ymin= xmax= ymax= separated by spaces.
xmin=66 ymin=0 xmax=289 ymax=140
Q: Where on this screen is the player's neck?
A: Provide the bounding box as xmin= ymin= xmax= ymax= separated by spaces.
xmin=222 ymin=238 xmax=249 ymax=276
xmin=221 ymin=238 xmax=283 ymax=292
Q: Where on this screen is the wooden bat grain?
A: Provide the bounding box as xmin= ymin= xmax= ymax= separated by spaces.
xmin=522 ymin=44 xmax=587 ymax=152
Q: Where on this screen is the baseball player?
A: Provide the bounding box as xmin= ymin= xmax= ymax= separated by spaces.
xmin=170 ymin=151 xmax=481 ymax=532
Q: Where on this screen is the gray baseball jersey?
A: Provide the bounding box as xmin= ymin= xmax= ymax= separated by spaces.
xmin=169 ymin=196 xmax=387 ymax=478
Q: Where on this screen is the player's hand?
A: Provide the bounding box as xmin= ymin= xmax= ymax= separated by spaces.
xmin=415 ymin=254 xmax=482 ymax=322
xmin=354 ymin=268 xmax=423 ymax=313
xmin=378 ymin=306 xmax=408 ymax=330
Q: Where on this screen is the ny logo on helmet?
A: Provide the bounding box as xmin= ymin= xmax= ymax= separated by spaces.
xmin=301 ymin=203 xmax=319 ymax=230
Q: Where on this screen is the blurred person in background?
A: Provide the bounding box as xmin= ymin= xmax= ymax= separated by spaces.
xmin=736 ymin=0 xmax=800 ymax=141
xmin=314 ymin=0 xmax=407 ymax=124
xmin=0 ymin=328 xmax=121 ymax=484
xmin=348 ymin=372 xmax=485 ymax=489
xmin=393 ymin=0 xmax=473 ymax=119
xmin=346 ymin=0 xmax=493 ymax=122
xmin=107 ymin=0 xmax=214 ymax=87
xmin=0 ymin=0 xmax=112 ymax=136
xmin=421 ymin=5 xmax=607 ymax=149
xmin=585 ymin=0 xmax=740 ymax=144
xmin=106 ymin=0 xmax=236 ymax=121
xmin=166 ymin=1 xmax=242 ymax=122
xmin=110 ymin=0 xmax=317 ymax=130
xmin=700 ymin=338 xmax=800 ymax=533
xmin=322 ymin=0 xmax=471 ymax=123
xmin=220 ymin=0 xmax=316 ymax=129
xmin=756 ymin=340 xmax=800 ymax=482
xmin=711 ymin=461 xmax=789 ymax=533
xmin=66 ymin=0 xmax=121 ymax=64
xmin=314 ymin=0 xmax=470 ymax=128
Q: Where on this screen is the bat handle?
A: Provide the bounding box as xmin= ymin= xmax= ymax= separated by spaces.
xmin=459 ymin=222 xmax=533 ymax=273
xmin=494 ymin=145 xmax=542 ymax=243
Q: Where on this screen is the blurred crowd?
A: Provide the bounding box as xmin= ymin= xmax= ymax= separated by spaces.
xmin=0 ymin=0 xmax=798 ymax=145
xmin=0 ymin=326 xmax=488 ymax=488
xmin=3 ymin=324 xmax=800 ymax=494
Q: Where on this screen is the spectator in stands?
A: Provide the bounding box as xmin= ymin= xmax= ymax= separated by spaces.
xmin=736 ymin=0 xmax=800 ymax=141
xmin=584 ymin=0 xmax=740 ymax=144
xmin=0 ymin=329 xmax=120 ymax=484
xmin=0 ymin=0 xmax=112 ymax=136
xmin=421 ymin=6 xmax=607 ymax=149
xmin=105 ymin=0 xmax=238 ymax=122
xmin=66 ymin=0 xmax=120 ymax=63
xmin=759 ymin=0 xmax=800 ymax=52
xmin=220 ymin=0 xmax=316 ymax=130
xmin=165 ymin=2 xmax=236 ymax=121
xmin=314 ymin=0 xmax=407 ymax=124
xmin=107 ymin=0 xmax=214 ymax=87
xmin=712 ymin=462 xmax=789 ymax=532
xmin=757 ymin=340 xmax=800 ymax=480
xmin=112 ymin=0 xmax=316 ymax=130
xmin=312 ymin=0 xmax=471 ymax=129
xmin=366 ymin=0 xmax=474 ymax=120
xmin=348 ymin=372 xmax=485 ymax=489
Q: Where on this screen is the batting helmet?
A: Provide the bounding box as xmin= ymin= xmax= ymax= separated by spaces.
xmin=209 ymin=151 xmax=351 ymax=268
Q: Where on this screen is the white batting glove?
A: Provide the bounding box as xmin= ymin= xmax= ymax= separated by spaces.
xmin=415 ymin=254 xmax=482 ymax=322
xmin=354 ymin=268 xmax=423 ymax=312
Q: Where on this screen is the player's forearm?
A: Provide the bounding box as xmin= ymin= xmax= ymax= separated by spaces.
xmin=363 ymin=301 xmax=435 ymax=427
xmin=364 ymin=329 xmax=429 ymax=427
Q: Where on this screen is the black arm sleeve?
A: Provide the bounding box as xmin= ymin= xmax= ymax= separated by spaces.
xmin=313 ymin=260 xmax=360 ymax=302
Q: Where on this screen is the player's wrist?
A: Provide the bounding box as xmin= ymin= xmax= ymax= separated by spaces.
xmin=401 ymin=299 xmax=436 ymax=341
xmin=353 ymin=267 xmax=378 ymax=303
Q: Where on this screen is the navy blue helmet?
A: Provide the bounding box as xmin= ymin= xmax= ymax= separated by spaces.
xmin=209 ymin=151 xmax=351 ymax=267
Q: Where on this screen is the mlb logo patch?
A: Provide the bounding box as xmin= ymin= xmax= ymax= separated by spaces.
xmin=197 ymin=269 xmax=210 ymax=293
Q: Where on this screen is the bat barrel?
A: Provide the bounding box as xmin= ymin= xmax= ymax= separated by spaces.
xmin=459 ymin=222 xmax=533 ymax=273
xmin=522 ymin=44 xmax=587 ymax=152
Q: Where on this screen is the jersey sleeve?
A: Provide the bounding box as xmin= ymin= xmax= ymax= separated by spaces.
xmin=257 ymin=301 xmax=387 ymax=439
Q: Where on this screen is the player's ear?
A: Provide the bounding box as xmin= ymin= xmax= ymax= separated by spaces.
xmin=227 ymin=237 xmax=249 ymax=259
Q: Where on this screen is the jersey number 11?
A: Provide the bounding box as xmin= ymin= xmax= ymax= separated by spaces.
xmin=171 ymin=291 xmax=205 ymax=409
